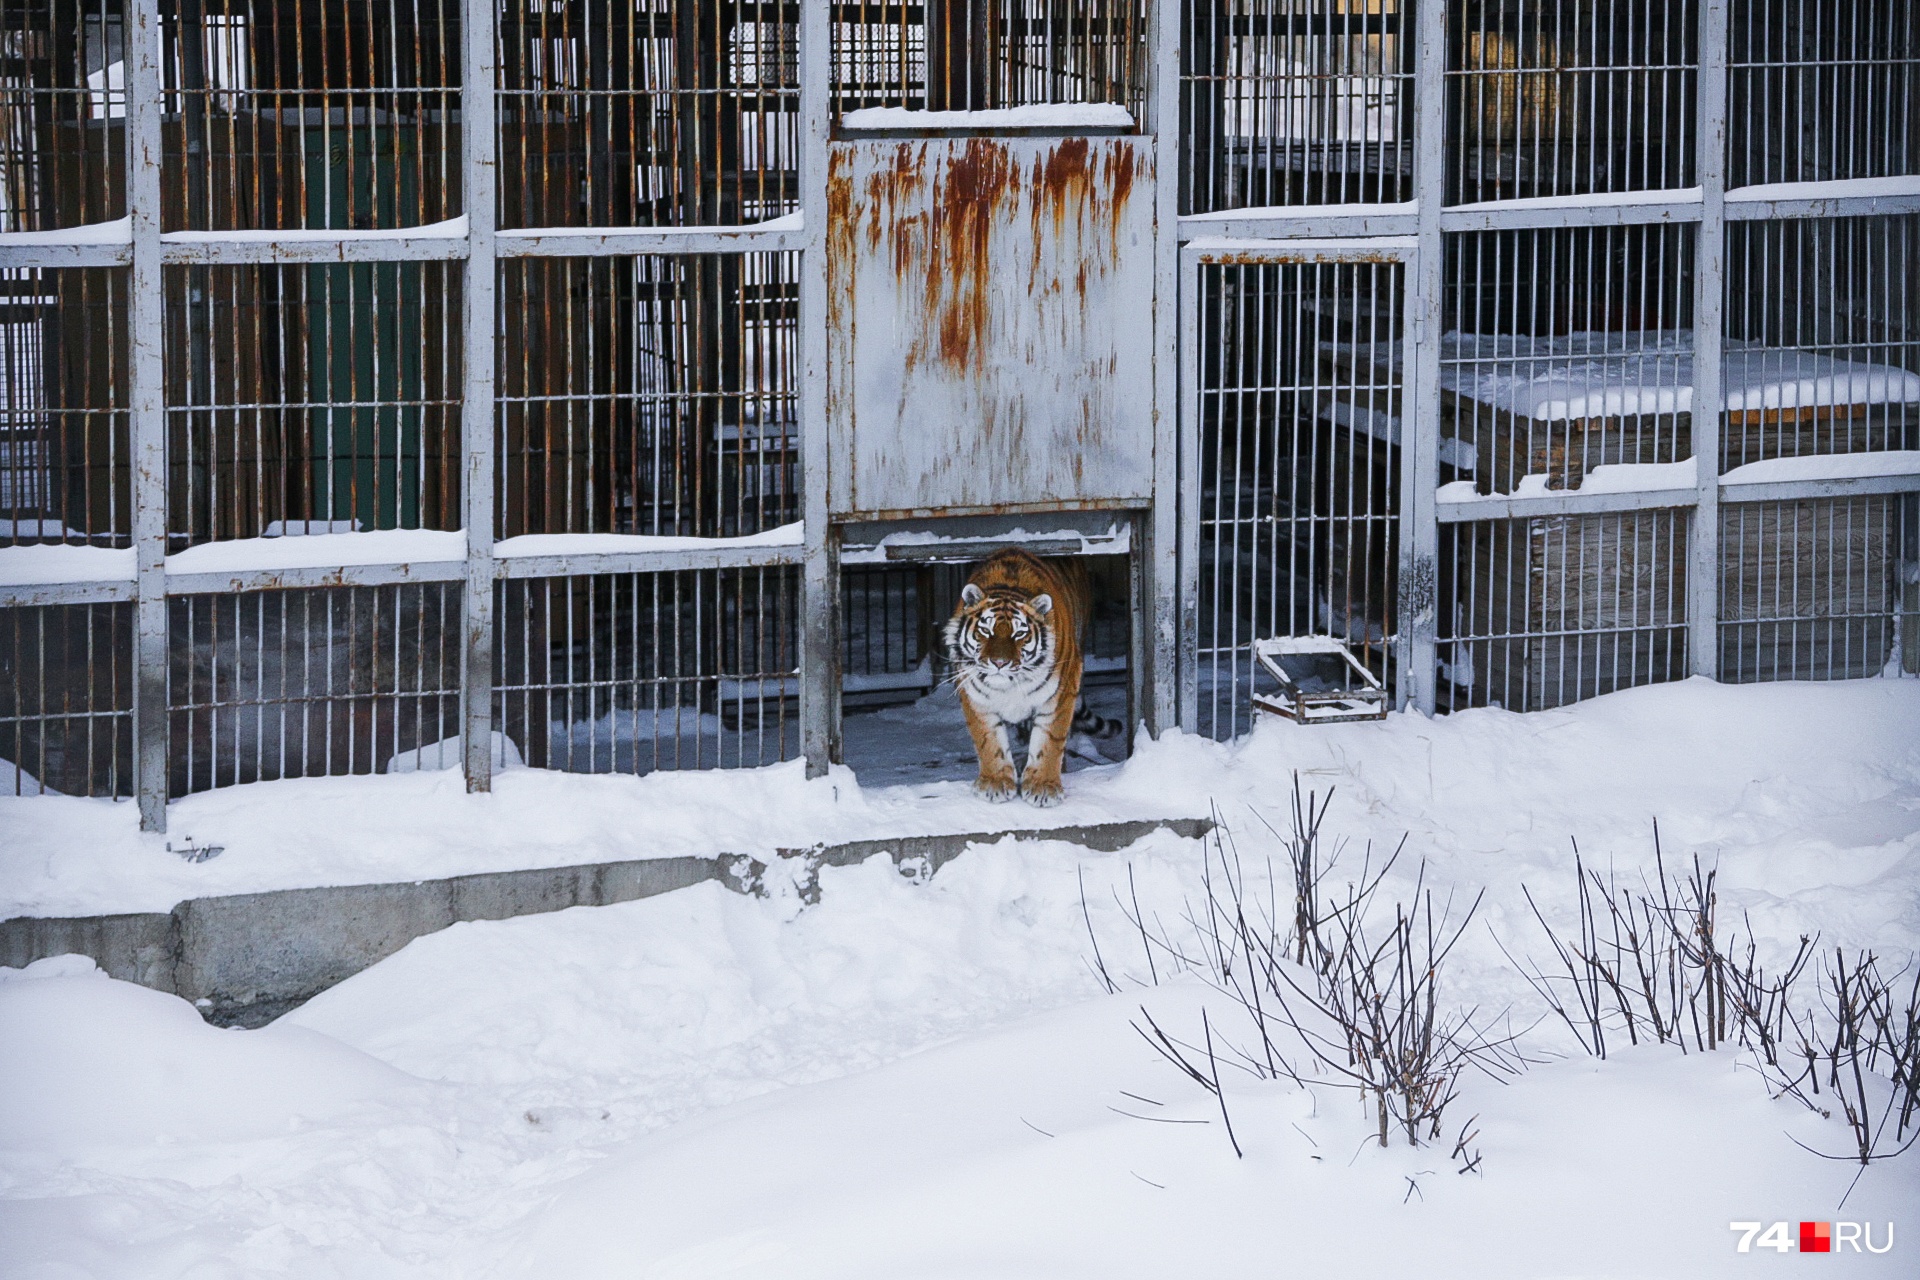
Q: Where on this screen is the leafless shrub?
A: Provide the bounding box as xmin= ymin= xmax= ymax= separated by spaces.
xmin=1513 ymin=830 xmax=1919 ymax=1185
xmin=1253 ymin=866 xmax=1525 ymax=1152
xmin=1779 ymin=950 xmax=1920 ymax=1191
xmin=1508 ymin=832 xmax=1815 ymax=1060
xmin=1089 ymin=779 xmax=1524 ymax=1169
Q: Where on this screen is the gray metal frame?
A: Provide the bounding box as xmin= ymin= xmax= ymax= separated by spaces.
xmin=1171 ymin=0 xmax=1920 ymax=720
xmin=4 ymin=1 xmax=1917 ymax=826
xmin=0 ymin=0 xmax=811 ymax=827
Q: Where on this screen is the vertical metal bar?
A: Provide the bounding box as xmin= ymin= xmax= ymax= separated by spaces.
xmin=462 ymin=0 xmax=499 ymax=789
xmin=799 ymin=0 xmax=837 ymax=775
xmin=129 ymin=0 xmax=167 ymax=831
xmin=1149 ymin=0 xmax=1179 ymax=735
xmin=1175 ymin=245 xmax=1200 ymax=730
xmin=1690 ymin=0 xmax=1729 ymax=680
xmin=1398 ymin=0 xmax=1446 ymax=716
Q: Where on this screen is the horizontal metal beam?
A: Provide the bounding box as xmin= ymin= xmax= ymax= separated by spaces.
xmin=4 ymin=223 xmax=807 ymax=269
xmin=1175 ymin=183 xmax=1920 ymax=245
xmin=0 ymin=579 xmax=136 ymax=608
xmin=494 ymin=544 xmax=804 ymax=578
xmin=0 ymin=240 xmax=131 ymax=268
xmin=1179 ymin=205 xmax=1417 ymax=241
xmin=495 ymin=223 xmax=806 ymax=257
xmin=4 ymin=542 xmax=813 ymax=602
xmin=1438 ymin=468 xmax=1920 ymax=523
xmin=878 ymin=535 xmax=1131 ymax=563
xmin=1720 ymin=470 xmax=1920 ymax=504
xmin=165 ymin=560 xmax=467 ymax=596
xmin=1439 ymin=193 xmax=1705 ymax=231
xmin=1436 ymin=486 xmax=1698 ymax=523
xmin=1726 ymin=192 xmax=1920 ymax=222
xmin=159 ymin=231 xmax=469 ymax=264
xmin=1186 ymin=236 xmax=1418 ymax=263
xmin=1725 ymin=176 xmax=1920 ymax=222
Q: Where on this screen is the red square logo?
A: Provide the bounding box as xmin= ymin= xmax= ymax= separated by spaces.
xmin=1800 ymin=1222 xmax=1832 ymax=1253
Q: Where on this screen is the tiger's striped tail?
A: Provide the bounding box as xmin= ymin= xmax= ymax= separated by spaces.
xmin=1071 ymin=698 xmax=1124 ymax=741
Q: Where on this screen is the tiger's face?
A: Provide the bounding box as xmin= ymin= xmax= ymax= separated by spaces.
xmin=945 ymin=582 xmax=1058 ymax=690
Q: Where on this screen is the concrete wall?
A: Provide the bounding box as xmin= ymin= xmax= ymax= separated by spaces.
xmin=1 ymin=817 xmax=1209 ymax=1026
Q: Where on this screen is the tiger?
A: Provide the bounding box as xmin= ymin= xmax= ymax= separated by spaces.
xmin=943 ymin=549 xmax=1119 ymax=806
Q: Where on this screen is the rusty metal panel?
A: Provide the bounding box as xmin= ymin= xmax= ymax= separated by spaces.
xmin=826 ymin=135 xmax=1154 ymax=519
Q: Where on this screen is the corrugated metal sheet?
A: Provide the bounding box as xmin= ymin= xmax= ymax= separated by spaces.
xmin=826 ymin=135 xmax=1155 ymax=518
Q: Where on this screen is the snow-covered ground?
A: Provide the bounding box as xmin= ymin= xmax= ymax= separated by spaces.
xmin=3 ymin=676 xmax=1918 ymax=1277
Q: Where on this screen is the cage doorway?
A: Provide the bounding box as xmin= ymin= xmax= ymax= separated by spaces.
xmin=1183 ymin=241 xmax=1411 ymax=741
xmin=837 ymin=519 xmax=1139 ymax=789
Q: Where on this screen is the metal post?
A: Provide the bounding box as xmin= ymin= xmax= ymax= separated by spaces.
xmin=1689 ymin=0 xmax=1730 ymax=680
xmin=1175 ymin=246 xmax=1200 ymax=731
xmin=461 ymin=0 xmax=499 ymax=790
xmin=1149 ymin=0 xmax=1181 ymax=734
xmin=128 ymin=0 xmax=168 ymax=831
xmin=1398 ymin=0 xmax=1447 ymax=715
xmin=799 ymin=0 xmax=838 ymax=775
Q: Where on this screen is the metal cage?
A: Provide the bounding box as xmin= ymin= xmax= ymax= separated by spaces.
xmin=1 ymin=1 xmax=1915 ymax=820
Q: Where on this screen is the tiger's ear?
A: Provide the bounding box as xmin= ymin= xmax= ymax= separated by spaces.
xmin=960 ymin=583 xmax=984 ymax=607
xmin=1030 ymin=592 xmax=1053 ymax=617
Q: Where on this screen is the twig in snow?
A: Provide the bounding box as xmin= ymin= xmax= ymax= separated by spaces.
xmin=1204 ymin=1008 xmax=1243 ymax=1159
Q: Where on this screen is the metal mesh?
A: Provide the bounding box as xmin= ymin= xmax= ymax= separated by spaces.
xmin=497 ymin=250 xmax=798 ymax=539
xmin=1720 ymin=496 xmax=1913 ymax=681
xmin=1433 ymin=223 xmax=1696 ymax=710
xmin=0 ymin=266 xmax=128 ymax=548
xmin=1179 ymin=0 xmax=1412 ymax=214
xmin=1729 ymin=0 xmax=1919 ymax=189
xmin=499 ymin=0 xmax=800 ymax=228
xmin=1195 ymin=256 xmax=1404 ymax=740
xmin=0 ymin=0 xmax=125 ymax=232
xmin=831 ymin=1 xmax=1148 ymax=115
xmin=496 ymin=566 xmax=799 ymax=773
xmin=1446 ymin=0 xmax=1698 ymax=205
xmin=165 ymin=261 xmax=463 ymax=548
xmin=1442 ymin=509 xmax=1691 ymax=711
xmin=168 ymin=582 xmax=462 ymax=794
xmin=1722 ymin=214 xmax=1919 ymax=468
xmin=1717 ymin=213 xmax=1918 ymax=683
xmin=159 ymin=0 xmax=460 ymax=232
xmin=0 ymin=600 xmax=131 ymax=795
xmin=842 ymin=564 xmax=931 ymax=697
xmin=1441 ymin=224 xmax=1696 ymax=495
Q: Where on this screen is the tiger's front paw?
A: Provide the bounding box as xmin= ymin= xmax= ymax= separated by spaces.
xmin=1020 ymin=773 xmax=1064 ymax=807
xmin=973 ymin=772 xmax=1020 ymax=803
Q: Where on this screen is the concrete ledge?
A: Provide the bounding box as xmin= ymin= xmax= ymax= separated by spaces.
xmin=0 ymin=911 xmax=180 ymax=993
xmin=2 ymin=817 xmax=1209 ymax=1026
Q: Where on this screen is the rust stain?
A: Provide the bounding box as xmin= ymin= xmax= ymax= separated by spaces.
xmin=866 ymin=142 xmax=927 ymax=260
xmin=1101 ymin=143 xmax=1137 ymax=247
xmin=824 ymin=148 xmax=858 ymax=429
xmin=924 ymin=137 xmax=1017 ymax=375
xmin=830 ymin=136 xmax=1153 ymax=516
xmin=1033 ymin=136 xmax=1094 ymax=237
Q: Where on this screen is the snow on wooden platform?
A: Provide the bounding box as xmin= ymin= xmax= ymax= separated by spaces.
xmin=1440 ymin=330 xmax=1920 ymax=422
